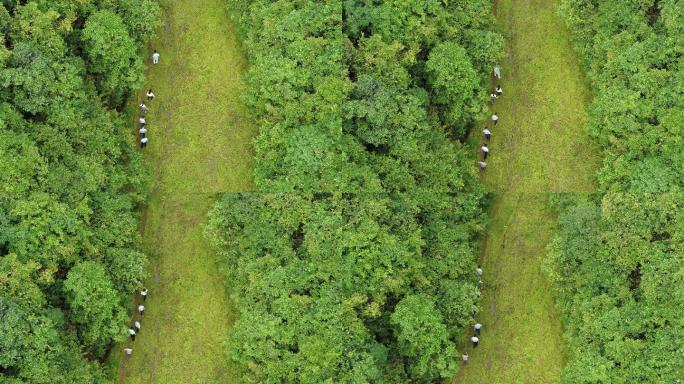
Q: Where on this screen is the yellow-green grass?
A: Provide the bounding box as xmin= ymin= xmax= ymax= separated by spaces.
xmin=470 ymin=0 xmax=599 ymax=194
xmin=114 ymin=0 xmax=255 ymax=383
xmin=456 ymin=194 xmax=568 ymax=383
xmin=457 ymin=0 xmax=599 ymax=382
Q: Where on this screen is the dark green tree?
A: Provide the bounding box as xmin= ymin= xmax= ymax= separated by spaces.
xmin=82 ymin=9 xmax=144 ymax=105
xmin=64 ymin=261 xmax=127 ymax=357
xmin=426 ymin=41 xmax=486 ymax=135
xmin=391 ymin=294 xmax=458 ymax=381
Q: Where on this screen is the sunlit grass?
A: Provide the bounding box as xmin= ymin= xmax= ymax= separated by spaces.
xmin=472 ymin=0 xmax=599 ymax=194
xmin=456 ymin=0 xmax=599 ymax=382
xmin=113 ymin=0 xmax=255 ymax=383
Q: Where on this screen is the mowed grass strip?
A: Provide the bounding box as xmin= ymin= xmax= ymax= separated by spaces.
xmin=456 ymin=194 xmax=567 ymax=383
xmin=476 ymin=0 xmax=599 ymax=194
xmin=141 ymin=0 xmax=254 ymax=196
xmin=115 ymin=0 xmax=255 ymax=383
xmin=457 ymin=0 xmax=600 ymax=382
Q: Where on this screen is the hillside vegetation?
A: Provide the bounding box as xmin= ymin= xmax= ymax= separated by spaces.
xmin=206 ymin=0 xmax=502 ymax=382
xmin=0 ymin=1 xmax=159 ymax=382
xmin=546 ymin=1 xmax=684 ymax=382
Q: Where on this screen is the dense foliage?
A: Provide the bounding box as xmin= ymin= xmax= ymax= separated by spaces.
xmin=0 ymin=1 xmax=160 ymax=382
xmin=546 ymin=1 xmax=684 ymax=382
xmin=207 ymin=1 xmax=502 ymax=382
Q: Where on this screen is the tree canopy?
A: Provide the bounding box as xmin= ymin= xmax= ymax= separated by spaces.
xmin=0 ymin=0 xmax=159 ymax=382
xmin=546 ymin=1 xmax=684 ymax=382
xmin=206 ymin=0 xmax=501 ymax=382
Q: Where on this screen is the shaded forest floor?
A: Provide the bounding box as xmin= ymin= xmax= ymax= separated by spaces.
xmin=115 ymin=0 xmax=255 ymax=383
xmin=457 ymin=0 xmax=600 ymax=382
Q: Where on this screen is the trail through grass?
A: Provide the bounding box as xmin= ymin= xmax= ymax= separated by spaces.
xmin=457 ymin=0 xmax=600 ymax=382
xmin=115 ymin=0 xmax=255 ymax=383
xmin=478 ymin=0 xmax=598 ymax=193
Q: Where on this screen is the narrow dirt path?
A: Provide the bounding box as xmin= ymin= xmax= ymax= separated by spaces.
xmin=117 ymin=0 xmax=255 ymax=383
xmin=457 ymin=0 xmax=600 ymax=382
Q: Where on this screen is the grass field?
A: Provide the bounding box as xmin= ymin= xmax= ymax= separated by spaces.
xmin=114 ymin=0 xmax=255 ymax=383
xmin=457 ymin=0 xmax=600 ymax=382
xmin=474 ymin=0 xmax=598 ymax=193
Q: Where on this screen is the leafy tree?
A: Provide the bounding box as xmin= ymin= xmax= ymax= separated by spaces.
xmin=0 ymin=126 xmax=47 ymax=201
xmin=64 ymin=261 xmax=127 ymax=356
xmin=0 ymin=254 xmax=45 ymax=309
xmin=114 ymin=0 xmax=162 ymax=45
xmin=0 ymin=297 xmax=107 ymax=384
xmin=104 ymin=248 xmax=148 ymax=293
xmin=81 ymin=9 xmax=144 ymax=105
xmin=391 ymin=294 xmax=458 ymax=381
xmin=426 ymin=41 xmax=485 ymax=135
xmin=0 ymin=42 xmax=83 ymax=115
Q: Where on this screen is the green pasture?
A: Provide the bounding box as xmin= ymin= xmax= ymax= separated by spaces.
xmin=115 ymin=0 xmax=255 ymax=382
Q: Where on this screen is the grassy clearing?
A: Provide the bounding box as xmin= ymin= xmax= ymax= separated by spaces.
xmin=457 ymin=0 xmax=600 ymax=382
xmin=470 ymin=0 xmax=599 ymax=194
xmin=456 ymin=194 xmax=568 ymax=383
xmin=115 ymin=0 xmax=255 ymax=383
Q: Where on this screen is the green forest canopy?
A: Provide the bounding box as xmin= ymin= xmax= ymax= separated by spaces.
xmin=2 ymin=0 xmax=682 ymax=383
xmin=205 ymin=0 xmax=502 ymax=382
xmin=0 ymin=1 xmax=159 ymax=382
xmin=546 ymin=0 xmax=684 ymax=383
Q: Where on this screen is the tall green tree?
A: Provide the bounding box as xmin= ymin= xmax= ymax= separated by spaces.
xmin=391 ymin=294 xmax=458 ymax=381
xmin=64 ymin=261 xmax=127 ymax=356
xmin=426 ymin=41 xmax=485 ymax=135
xmin=82 ymin=9 xmax=144 ymax=105
xmin=547 ymin=1 xmax=684 ymax=382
